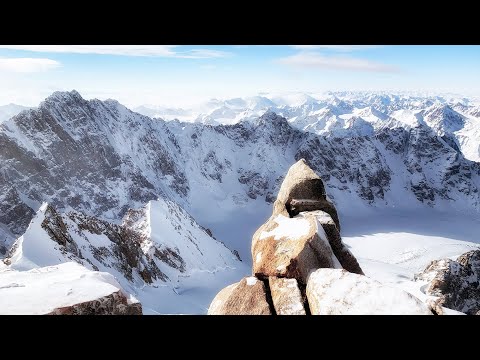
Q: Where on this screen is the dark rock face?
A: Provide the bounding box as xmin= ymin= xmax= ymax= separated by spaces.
xmin=41 ymin=205 xmax=80 ymax=256
xmin=65 ymin=209 xmax=169 ymax=283
xmin=302 ymin=211 xmax=363 ymax=275
xmin=48 ymin=290 xmax=143 ymax=315
xmin=415 ymin=250 xmax=480 ymax=315
xmin=0 ymin=92 xmax=186 ymax=248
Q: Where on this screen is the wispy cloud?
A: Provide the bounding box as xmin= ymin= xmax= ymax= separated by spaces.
xmin=291 ymin=45 xmax=382 ymax=52
xmin=277 ymin=52 xmax=398 ymax=73
xmin=179 ymin=49 xmax=232 ymax=59
xmin=0 ymin=45 xmax=232 ymax=58
xmin=0 ymin=57 xmax=61 ymax=73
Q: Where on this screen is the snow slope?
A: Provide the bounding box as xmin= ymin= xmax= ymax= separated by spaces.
xmin=342 ymin=209 xmax=480 ymax=310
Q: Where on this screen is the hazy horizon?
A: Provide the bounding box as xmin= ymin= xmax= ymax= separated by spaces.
xmin=1 ymin=45 xmax=480 ymax=108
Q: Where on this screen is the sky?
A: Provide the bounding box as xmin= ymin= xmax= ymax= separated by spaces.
xmin=0 ymin=45 xmax=480 ymax=108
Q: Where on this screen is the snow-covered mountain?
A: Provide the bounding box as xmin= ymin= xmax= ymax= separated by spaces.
xmin=137 ymin=92 xmax=480 ymax=162
xmin=1 ymin=90 xmax=479 ymax=313
xmin=4 ymin=199 xmax=242 ymax=313
xmin=1 ymin=90 xmax=479 ymax=253
xmin=0 ymin=104 xmax=31 ymax=123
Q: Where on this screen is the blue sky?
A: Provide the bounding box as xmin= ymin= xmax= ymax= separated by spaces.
xmin=0 ymin=45 xmax=479 ymax=107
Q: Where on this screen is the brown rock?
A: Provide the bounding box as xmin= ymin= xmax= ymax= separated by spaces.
xmin=269 ymin=277 xmax=306 ymax=315
xmin=272 ymin=159 xmax=340 ymax=231
xmin=252 ymin=213 xmax=341 ymax=284
xmin=48 ymin=290 xmax=143 ymax=315
xmin=208 ymin=277 xmax=272 ymax=315
xmin=302 ymin=211 xmax=363 ymax=275
xmin=426 ymin=299 xmax=444 ymax=315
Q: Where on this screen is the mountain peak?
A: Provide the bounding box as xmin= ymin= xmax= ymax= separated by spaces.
xmin=44 ymin=90 xmax=85 ymax=104
xmin=255 ymin=110 xmax=290 ymax=129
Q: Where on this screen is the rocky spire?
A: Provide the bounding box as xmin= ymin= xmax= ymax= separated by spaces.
xmin=208 ymin=159 xmax=432 ymax=315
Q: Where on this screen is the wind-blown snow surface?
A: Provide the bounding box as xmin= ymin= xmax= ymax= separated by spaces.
xmin=0 ymin=262 xmax=138 ymax=315
xmin=341 ymin=208 xmax=480 ymax=308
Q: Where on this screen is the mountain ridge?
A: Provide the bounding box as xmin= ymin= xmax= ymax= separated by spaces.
xmin=0 ymin=90 xmax=479 ymax=262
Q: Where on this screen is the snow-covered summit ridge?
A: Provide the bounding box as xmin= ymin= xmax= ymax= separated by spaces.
xmin=136 ymin=91 xmax=480 ymax=162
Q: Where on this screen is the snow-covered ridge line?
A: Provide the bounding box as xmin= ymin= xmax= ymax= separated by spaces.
xmin=134 ymin=92 xmax=480 ymax=163
xmin=0 ymin=89 xmax=479 ymax=261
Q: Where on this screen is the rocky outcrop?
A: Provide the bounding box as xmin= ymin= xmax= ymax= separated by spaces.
xmin=269 ymin=277 xmax=306 ymax=315
xmin=307 ymin=268 xmax=432 ymax=315
xmin=252 ymin=212 xmax=342 ymax=284
xmin=48 ymin=290 xmax=142 ymax=315
xmin=213 ymin=160 xmax=418 ymax=315
xmin=251 ymin=159 xmax=363 ymax=284
xmin=0 ymin=262 xmax=142 ymax=315
xmin=207 ymin=276 xmax=272 ymax=315
xmin=414 ymin=250 xmax=480 ymax=315
xmin=272 ymin=159 xmax=340 ymax=230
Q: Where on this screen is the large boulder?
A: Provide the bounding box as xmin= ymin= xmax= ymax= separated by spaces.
xmin=252 ymin=212 xmax=342 ymax=284
xmin=0 ymin=262 xmax=142 ymax=315
xmin=414 ymin=250 xmax=480 ymax=315
xmin=207 ymin=276 xmax=272 ymax=315
xmin=268 ymin=276 xmax=306 ymax=315
xmin=307 ymin=268 xmax=432 ymax=315
xmin=302 ymin=211 xmax=363 ymax=275
xmin=272 ymin=159 xmax=340 ymax=230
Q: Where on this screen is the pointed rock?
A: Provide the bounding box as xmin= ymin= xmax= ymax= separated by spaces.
xmin=272 ymin=158 xmax=340 ymax=231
